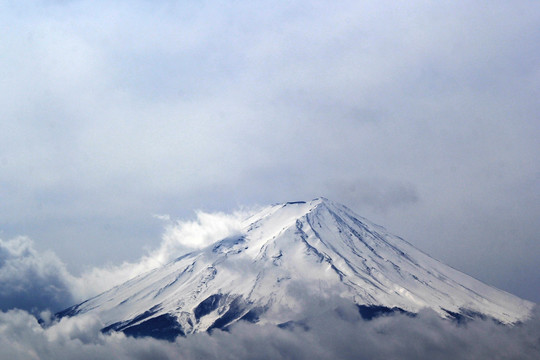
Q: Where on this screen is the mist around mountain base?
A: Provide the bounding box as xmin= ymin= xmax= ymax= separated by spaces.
xmin=1 ymin=298 xmax=539 ymax=360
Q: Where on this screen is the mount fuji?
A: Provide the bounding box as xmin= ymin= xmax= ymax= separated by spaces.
xmin=57 ymin=198 xmax=534 ymax=340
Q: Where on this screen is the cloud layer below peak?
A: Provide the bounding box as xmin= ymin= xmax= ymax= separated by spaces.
xmin=1 ymin=301 xmax=539 ymax=360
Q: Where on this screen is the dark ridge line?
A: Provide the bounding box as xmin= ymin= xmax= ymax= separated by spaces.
xmin=247 ymin=270 xmax=265 ymax=299
xmin=120 ymin=313 xmax=185 ymax=341
xmin=153 ymin=264 xmax=194 ymax=299
xmin=174 ymin=252 xmax=194 ymax=263
xmin=284 ymin=201 xmax=307 ymax=205
xmin=347 ymin=214 xmax=420 ymax=267
xmin=208 ymin=296 xmax=249 ymax=332
xmin=356 ymin=304 xmax=415 ymax=320
xmin=442 ymin=308 xmax=502 ymax=325
xmin=304 ymin=209 xmax=386 ymax=291
xmin=102 ymin=304 xmax=162 ymax=333
xmin=295 ymin=219 xmax=328 ymax=264
xmin=54 ymin=299 xmax=90 ymax=319
xmin=194 ymin=294 xmax=224 ymax=320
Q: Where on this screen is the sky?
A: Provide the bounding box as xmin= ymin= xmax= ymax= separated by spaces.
xmin=0 ymin=0 xmax=539 ymax=315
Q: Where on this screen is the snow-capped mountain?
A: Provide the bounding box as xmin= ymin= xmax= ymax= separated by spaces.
xmin=58 ymin=198 xmax=534 ymax=339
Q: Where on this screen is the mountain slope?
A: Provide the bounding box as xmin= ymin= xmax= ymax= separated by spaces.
xmin=58 ymin=198 xmax=534 ymax=338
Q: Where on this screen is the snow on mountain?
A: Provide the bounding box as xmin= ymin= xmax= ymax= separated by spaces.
xmin=57 ymin=198 xmax=534 ymax=339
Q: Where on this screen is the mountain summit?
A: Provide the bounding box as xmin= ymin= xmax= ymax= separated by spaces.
xmin=58 ymin=198 xmax=534 ymax=339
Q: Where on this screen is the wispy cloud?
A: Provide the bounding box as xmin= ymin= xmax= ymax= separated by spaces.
xmin=72 ymin=209 xmax=250 ymax=299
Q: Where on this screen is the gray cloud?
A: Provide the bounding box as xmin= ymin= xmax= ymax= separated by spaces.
xmin=0 ymin=0 xmax=538 ymax=305
xmin=324 ymin=178 xmax=420 ymax=212
xmin=0 ymin=237 xmax=75 ymax=313
xmin=0 ymin=300 xmax=539 ymax=360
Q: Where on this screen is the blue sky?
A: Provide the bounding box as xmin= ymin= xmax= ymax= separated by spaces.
xmin=0 ymin=0 xmax=539 ymax=308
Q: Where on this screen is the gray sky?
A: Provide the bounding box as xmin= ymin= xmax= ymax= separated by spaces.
xmin=0 ymin=0 xmax=539 ymax=305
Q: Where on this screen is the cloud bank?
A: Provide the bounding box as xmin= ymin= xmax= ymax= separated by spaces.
xmin=0 ymin=302 xmax=538 ymax=360
xmin=0 ymin=237 xmax=75 ymax=313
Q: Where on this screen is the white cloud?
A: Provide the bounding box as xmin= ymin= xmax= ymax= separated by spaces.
xmin=160 ymin=211 xmax=246 ymax=251
xmin=72 ymin=209 xmax=252 ymax=300
xmin=0 ymin=301 xmax=539 ymax=360
xmin=44 ymin=313 xmax=105 ymax=345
